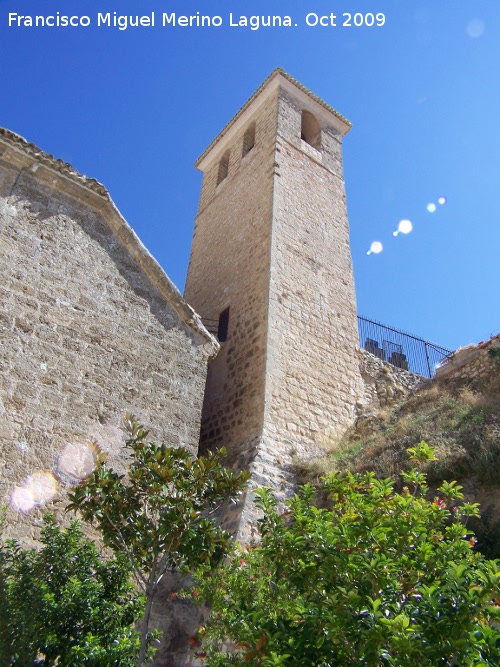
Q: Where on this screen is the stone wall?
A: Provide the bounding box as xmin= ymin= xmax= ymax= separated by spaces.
xmin=265 ymin=87 xmax=362 ymax=459
xmin=359 ymin=349 xmax=427 ymax=412
xmin=185 ymin=71 xmax=362 ymax=540
xmin=434 ymin=333 xmax=500 ymax=382
xmin=359 ymin=333 xmax=500 ymax=413
xmin=184 ymin=87 xmax=277 ymax=466
xmin=0 ymin=128 xmax=218 ymax=546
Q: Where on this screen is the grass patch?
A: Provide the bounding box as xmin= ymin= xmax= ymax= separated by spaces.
xmin=295 ymin=374 xmax=500 ymax=488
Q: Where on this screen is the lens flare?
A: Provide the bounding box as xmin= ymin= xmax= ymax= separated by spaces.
xmin=466 ymin=19 xmax=485 ymax=38
xmin=393 ymin=219 xmax=413 ymax=236
xmin=10 ymin=441 xmax=99 ymax=514
xmin=11 ymin=486 xmax=36 ymax=513
xmin=10 ymin=472 xmax=58 ymax=513
xmin=367 ymin=241 xmax=383 ymax=255
xmin=56 ymin=442 xmax=97 ymax=484
xmin=26 ymin=472 xmax=58 ymax=504
xmin=427 ymin=203 xmax=437 ymax=213
xmin=438 ymin=196 xmax=447 ymax=205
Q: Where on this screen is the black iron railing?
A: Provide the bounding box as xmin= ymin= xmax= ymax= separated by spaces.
xmin=358 ymin=315 xmax=452 ymax=378
xmin=202 ymin=314 xmax=452 ymax=379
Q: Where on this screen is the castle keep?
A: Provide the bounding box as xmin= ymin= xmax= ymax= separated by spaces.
xmin=185 ymin=70 xmax=363 ymax=533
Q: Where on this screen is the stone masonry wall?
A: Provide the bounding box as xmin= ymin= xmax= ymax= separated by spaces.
xmin=233 ymin=89 xmax=365 ymax=538
xmin=359 ymin=349 xmax=427 ymax=412
xmin=434 ymin=333 xmax=500 ymax=383
xmin=264 ymin=89 xmax=363 ymax=465
xmin=186 ymin=75 xmax=364 ymax=540
xmin=0 ymin=139 xmax=215 ymax=547
xmin=184 ymin=94 xmax=278 ymax=467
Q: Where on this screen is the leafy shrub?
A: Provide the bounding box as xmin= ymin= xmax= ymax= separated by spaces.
xmin=195 ymin=443 xmax=500 ymax=667
xmin=0 ymin=514 xmax=146 ymax=667
xmin=67 ymin=413 xmax=250 ymax=666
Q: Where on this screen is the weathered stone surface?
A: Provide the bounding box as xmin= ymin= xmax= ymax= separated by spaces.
xmin=0 ymin=129 xmax=218 ymax=547
xmin=435 ymin=333 xmax=499 ymax=382
xmin=185 ymin=70 xmax=363 ymax=540
xmin=359 ymin=349 xmax=428 ymax=411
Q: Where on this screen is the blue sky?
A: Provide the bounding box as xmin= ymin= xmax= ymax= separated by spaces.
xmin=1 ymin=0 xmax=498 ymax=351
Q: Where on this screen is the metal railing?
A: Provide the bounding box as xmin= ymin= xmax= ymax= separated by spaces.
xmin=202 ymin=314 xmax=452 ymax=379
xmin=358 ymin=315 xmax=452 ymax=378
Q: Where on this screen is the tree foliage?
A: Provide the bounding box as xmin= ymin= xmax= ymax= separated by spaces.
xmin=195 ymin=443 xmax=500 ymax=667
xmin=0 ymin=513 xmax=145 ymax=667
xmin=67 ymin=413 xmax=250 ymax=666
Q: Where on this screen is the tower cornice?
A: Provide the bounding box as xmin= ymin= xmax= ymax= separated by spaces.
xmin=195 ymin=69 xmax=351 ymax=172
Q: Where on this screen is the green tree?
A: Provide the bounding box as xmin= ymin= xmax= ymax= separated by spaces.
xmin=195 ymin=443 xmax=500 ymax=667
xmin=67 ymin=413 xmax=250 ymax=667
xmin=0 ymin=513 xmax=146 ymax=666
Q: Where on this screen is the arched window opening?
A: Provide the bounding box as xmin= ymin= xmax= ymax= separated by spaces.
xmin=217 ymin=150 xmax=230 ymax=185
xmin=301 ymin=110 xmax=321 ymax=150
xmin=242 ymin=122 xmax=256 ymax=157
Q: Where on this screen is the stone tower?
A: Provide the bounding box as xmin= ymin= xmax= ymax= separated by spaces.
xmin=184 ymin=69 xmax=363 ymax=534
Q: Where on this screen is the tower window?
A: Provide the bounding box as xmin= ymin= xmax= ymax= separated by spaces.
xmin=242 ymin=122 xmax=256 ymax=157
xmin=217 ymin=150 xmax=230 ymax=185
xmin=217 ymin=307 xmax=230 ymax=342
xmin=301 ymin=110 xmax=321 ymax=150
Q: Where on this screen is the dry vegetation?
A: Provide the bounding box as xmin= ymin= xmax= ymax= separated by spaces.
xmin=296 ymin=365 xmax=500 ymax=485
xmin=294 ymin=363 xmax=500 ymax=557
xmin=296 ymin=372 xmax=500 ymax=488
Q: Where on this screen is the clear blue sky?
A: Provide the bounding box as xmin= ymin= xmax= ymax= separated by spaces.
xmin=1 ymin=0 xmax=498 ymax=351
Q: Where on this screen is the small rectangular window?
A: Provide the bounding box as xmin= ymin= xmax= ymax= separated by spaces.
xmin=218 ymin=307 xmax=230 ymax=342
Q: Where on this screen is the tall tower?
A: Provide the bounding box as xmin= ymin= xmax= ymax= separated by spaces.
xmin=184 ymin=70 xmax=363 ymax=534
